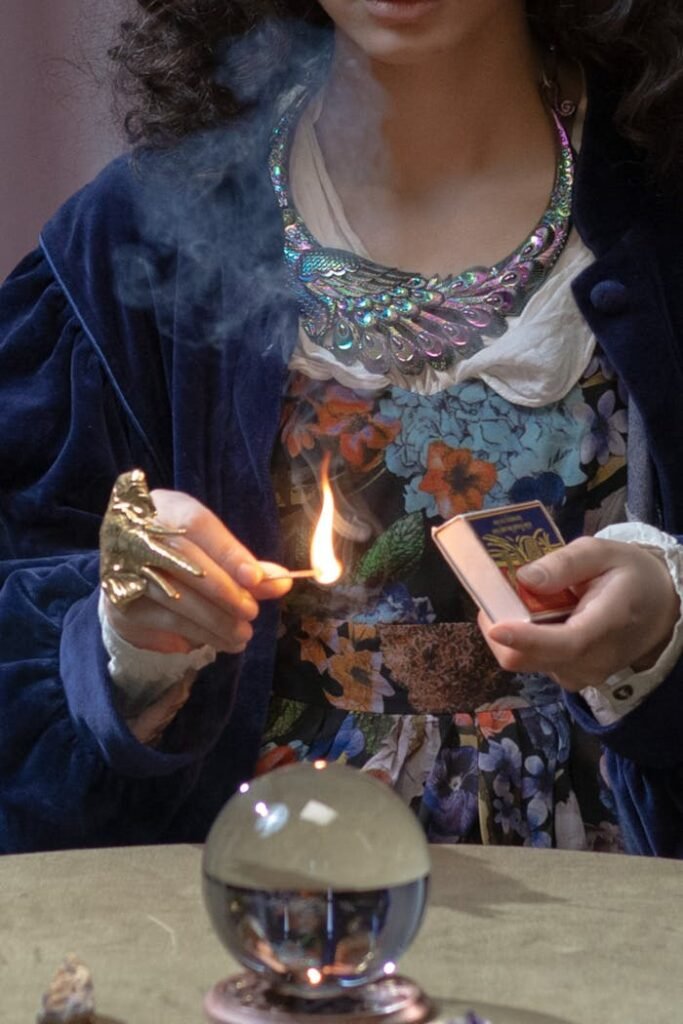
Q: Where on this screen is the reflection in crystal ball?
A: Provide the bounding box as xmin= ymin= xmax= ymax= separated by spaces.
xmin=203 ymin=762 xmax=430 ymax=998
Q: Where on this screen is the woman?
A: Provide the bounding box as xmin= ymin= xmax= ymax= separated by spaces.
xmin=0 ymin=0 xmax=682 ymax=854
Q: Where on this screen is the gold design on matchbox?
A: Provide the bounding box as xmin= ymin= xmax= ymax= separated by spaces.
xmin=431 ymin=500 xmax=577 ymax=623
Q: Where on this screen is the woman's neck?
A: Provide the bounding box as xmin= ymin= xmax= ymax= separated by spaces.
xmin=309 ymin=16 xmax=571 ymax=274
xmin=317 ymin=24 xmax=551 ymax=196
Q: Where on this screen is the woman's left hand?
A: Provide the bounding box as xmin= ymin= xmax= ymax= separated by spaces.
xmin=479 ymin=537 xmax=680 ymax=691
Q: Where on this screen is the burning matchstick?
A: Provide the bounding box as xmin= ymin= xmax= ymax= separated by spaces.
xmin=263 ymin=453 xmax=343 ymax=586
xmin=263 ymin=568 xmax=318 ymax=582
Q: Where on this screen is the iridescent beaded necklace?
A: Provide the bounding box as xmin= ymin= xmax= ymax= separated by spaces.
xmin=269 ymin=88 xmax=575 ymax=377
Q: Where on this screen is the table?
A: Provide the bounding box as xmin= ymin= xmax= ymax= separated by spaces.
xmin=1 ymin=844 xmax=681 ymax=1023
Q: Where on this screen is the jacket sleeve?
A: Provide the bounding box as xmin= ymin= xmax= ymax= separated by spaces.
xmin=0 ymin=205 xmax=244 ymax=852
xmin=565 ymin=658 xmax=683 ymax=856
xmin=566 ymin=210 xmax=683 ymax=856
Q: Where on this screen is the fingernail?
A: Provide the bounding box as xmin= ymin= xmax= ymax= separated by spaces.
xmin=491 ymin=628 xmax=514 ymax=647
xmin=236 ymin=562 xmax=263 ymax=587
xmin=517 ymin=563 xmax=546 ymax=587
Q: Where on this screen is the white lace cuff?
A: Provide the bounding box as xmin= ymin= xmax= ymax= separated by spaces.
xmin=579 ymin=523 xmax=683 ymax=726
xmin=98 ymin=591 xmax=217 ymax=715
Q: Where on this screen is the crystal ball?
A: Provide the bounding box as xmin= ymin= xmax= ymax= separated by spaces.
xmin=202 ymin=761 xmax=430 ymax=998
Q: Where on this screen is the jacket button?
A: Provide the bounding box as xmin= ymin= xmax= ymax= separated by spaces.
xmin=589 ymin=280 xmax=629 ymax=314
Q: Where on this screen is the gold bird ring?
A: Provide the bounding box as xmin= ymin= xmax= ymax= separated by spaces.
xmin=99 ymin=469 xmax=204 ymax=608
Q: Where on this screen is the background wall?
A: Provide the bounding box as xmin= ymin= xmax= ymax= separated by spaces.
xmin=0 ymin=2 xmax=125 ymax=280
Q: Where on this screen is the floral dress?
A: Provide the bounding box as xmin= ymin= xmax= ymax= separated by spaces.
xmin=258 ymin=350 xmax=628 ymax=852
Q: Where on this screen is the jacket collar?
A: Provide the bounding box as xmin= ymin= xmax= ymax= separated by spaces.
xmin=572 ymin=67 xmax=650 ymax=256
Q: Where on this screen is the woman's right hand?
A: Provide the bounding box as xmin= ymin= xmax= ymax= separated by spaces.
xmin=102 ymin=489 xmax=292 ymax=655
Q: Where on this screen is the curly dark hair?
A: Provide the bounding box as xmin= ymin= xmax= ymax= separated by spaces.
xmin=112 ymin=0 xmax=683 ymax=181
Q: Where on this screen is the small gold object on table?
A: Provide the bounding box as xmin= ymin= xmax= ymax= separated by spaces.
xmin=37 ymin=954 xmax=95 ymax=1024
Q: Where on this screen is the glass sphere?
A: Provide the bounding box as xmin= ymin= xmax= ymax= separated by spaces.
xmin=203 ymin=762 xmax=430 ymax=998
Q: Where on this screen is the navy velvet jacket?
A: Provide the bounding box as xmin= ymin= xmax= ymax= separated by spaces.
xmin=1 ymin=73 xmax=682 ymax=855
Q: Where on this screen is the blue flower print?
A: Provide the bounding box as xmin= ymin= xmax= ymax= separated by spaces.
xmin=573 ymin=389 xmax=627 ymax=466
xmin=352 ymin=583 xmax=436 ymax=625
xmin=492 ymin=789 xmax=526 ymax=838
xmin=522 ymin=755 xmax=554 ymax=803
xmin=380 ymin=381 xmax=587 ymax=518
xmin=520 ymin=705 xmax=571 ymax=766
xmin=479 ymin=737 xmax=522 ymax=789
xmin=379 ymin=389 xmax=450 ymax=482
xmin=584 ymin=352 xmax=628 ymax=404
xmin=514 ymin=673 xmax=563 ymax=707
xmin=584 ymin=351 xmax=616 ymax=382
xmin=524 ymin=800 xmax=552 ymax=847
xmin=523 ymin=758 xmax=554 ymax=848
xmin=508 ymin=471 xmax=566 ymax=510
xmin=307 ymin=714 xmax=365 ymax=763
xmin=422 ymin=745 xmax=479 ymax=841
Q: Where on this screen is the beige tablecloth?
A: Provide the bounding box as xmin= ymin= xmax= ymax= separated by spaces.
xmin=1 ymin=844 xmax=681 ymax=1023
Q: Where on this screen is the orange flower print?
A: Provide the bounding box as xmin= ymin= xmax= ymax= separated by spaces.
xmin=282 ymin=407 xmax=319 ymax=459
xmin=298 ymin=617 xmax=343 ymax=673
xmin=254 ymin=744 xmax=300 ymax=776
xmin=284 ymin=422 xmax=317 ymax=459
xmin=325 ymin=636 xmax=394 ymax=713
xmin=418 ymin=442 xmax=496 ymax=518
xmin=477 ymin=708 xmax=517 ymax=741
xmin=280 ymin=373 xmax=325 ymax=458
xmin=316 ymin=387 xmax=400 ymax=473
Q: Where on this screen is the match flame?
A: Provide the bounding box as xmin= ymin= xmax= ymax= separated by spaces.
xmin=310 ymin=453 xmax=342 ymax=586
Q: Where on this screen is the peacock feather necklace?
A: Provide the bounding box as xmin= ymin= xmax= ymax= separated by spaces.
xmin=270 ymin=88 xmax=575 ymax=377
